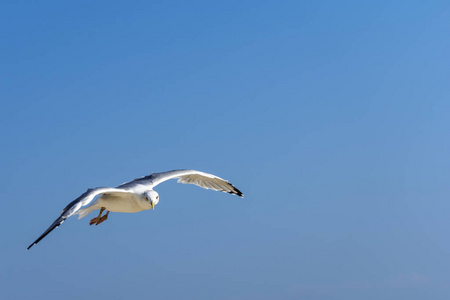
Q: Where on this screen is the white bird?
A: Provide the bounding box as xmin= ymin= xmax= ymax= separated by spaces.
xmin=27 ymin=169 xmax=243 ymax=250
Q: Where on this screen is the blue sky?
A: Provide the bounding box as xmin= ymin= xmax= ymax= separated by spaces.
xmin=2 ymin=1 xmax=450 ymax=299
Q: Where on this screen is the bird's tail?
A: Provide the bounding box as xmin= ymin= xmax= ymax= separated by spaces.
xmin=76 ymin=206 xmax=97 ymax=219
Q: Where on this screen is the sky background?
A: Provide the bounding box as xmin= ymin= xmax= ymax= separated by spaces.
xmin=1 ymin=1 xmax=450 ymax=299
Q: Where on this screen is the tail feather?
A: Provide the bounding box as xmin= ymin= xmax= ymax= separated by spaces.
xmin=76 ymin=206 xmax=97 ymax=219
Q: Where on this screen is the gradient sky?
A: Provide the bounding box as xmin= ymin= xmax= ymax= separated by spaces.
xmin=2 ymin=1 xmax=450 ymax=299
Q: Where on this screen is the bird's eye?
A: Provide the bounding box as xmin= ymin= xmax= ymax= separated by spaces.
xmin=156 ymin=196 xmax=159 ymax=199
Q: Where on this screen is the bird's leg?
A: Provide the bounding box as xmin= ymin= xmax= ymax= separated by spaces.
xmin=96 ymin=210 xmax=110 ymax=225
xmin=89 ymin=207 xmax=105 ymax=226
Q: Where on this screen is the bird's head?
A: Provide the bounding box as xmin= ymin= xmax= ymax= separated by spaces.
xmin=144 ymin=190 xmax=159 ymax=209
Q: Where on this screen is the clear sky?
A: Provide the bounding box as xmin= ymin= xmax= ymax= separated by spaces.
xmin=2 ymin=1 xmax=450 ymax=299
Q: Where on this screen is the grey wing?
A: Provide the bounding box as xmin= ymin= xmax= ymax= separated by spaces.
xmin=27 ymin=187 xmax=129 ymax=250
xmin=145 ymin=169 xmax=244 ymax=197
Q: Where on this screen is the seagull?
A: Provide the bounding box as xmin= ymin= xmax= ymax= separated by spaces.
xmin=27 ymin=169 xmax=243 ymax=250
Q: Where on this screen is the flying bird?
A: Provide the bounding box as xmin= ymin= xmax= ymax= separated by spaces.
xmin=27 ymin=169 xmax=243 ymax=250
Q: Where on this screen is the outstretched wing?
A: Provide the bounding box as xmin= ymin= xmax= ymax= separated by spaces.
xmin=139 ymin=169 xmax=244 ymax=197
xmin=27 ymin=187 xmax=130 ymax=250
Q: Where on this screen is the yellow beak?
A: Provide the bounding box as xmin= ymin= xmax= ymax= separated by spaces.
xmin=151 ymin=202 xmax=155 ymax=210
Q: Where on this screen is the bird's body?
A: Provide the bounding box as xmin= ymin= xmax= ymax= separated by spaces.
xmin=27 ymin=169 xmax=243 ymax=250
xmin=77 ymin=192 xmax=152 ymax=216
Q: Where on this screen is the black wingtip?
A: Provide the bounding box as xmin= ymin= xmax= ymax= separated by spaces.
xmin=227 ymin=184 xmax=244 ymax=198
xmin=26 ymin=218 xmax=65 ymax=251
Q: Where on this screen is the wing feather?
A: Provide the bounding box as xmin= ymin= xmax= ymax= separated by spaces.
xmin=27 ymin=187 xmax=131 ymax=250
xmin=146 ymin=169 xmax=244 ymax=197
